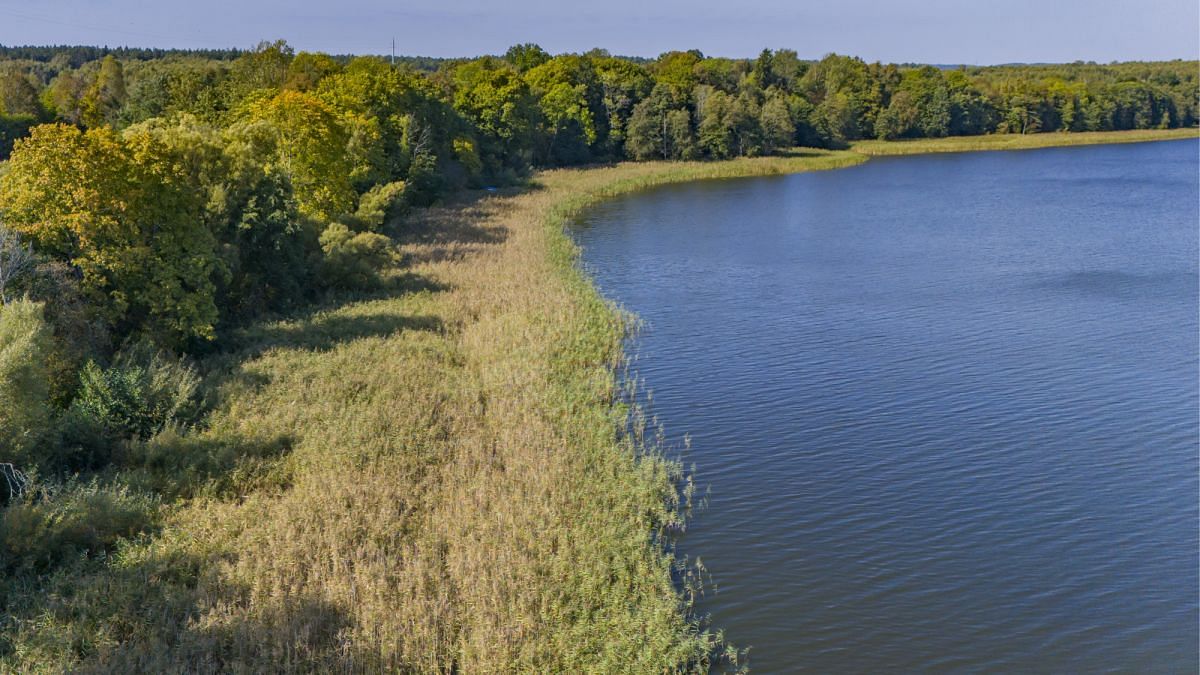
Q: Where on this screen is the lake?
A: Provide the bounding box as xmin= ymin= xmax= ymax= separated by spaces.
xmin=572 ymin=139 xmax=1199 ymax=673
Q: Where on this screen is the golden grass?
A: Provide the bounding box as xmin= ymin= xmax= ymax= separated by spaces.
xmin=6 ymin=127 xmax=1188 ymax=669
xmin=1 ymin=148 xmax=864 ymax=673
xmin=851 ymin=128 xmax=1200 ymax=156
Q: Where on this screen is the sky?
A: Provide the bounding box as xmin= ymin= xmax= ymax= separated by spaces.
xmin=0 ymin=0 xmax=1196 ymax=64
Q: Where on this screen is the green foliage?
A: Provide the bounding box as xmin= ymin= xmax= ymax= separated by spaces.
xmin=403 ymin=152 xmax=443 ymax=207
xmin=245 ymin=90 xmax=355 ymax=220
xmin=760 ymin=91 xmax=795 ymax=153
xmin=316 ymin=56 xmax=441 ymax=183
xmin=118 ymin=57 xmax=229 ymax=125
xmin=449 ymin=57 xmax=539 ymax=174
xmin=0 ymin=112 xmax=35 ymax=158
xmin=593 ymin=57 xmax=654 ymax=153
xmin=284 ymin=51 xmax=342 ymax=92
xmin=81 ymin=55 xmax=127 ymax=128
xmin=352 ymin=180 xmax=408 ymax=231
xmin=222 ymin=39 xmax=293 ymax=107
xmin=70 ymin=343 xmax=200 ymax=443
xmin=525 ymin=55 xmax=607 ymax=164
xmin=319 ymin=223 xmax=393 ymax=289
xmin=0 ymin=124 xmax=221 ymax=345
xmin=504 ymin=43 xmax=550 ymax=73
xmin=19 ymin=261 xmax=111 ymax=406
xmin=0 ymin=71 xmax=42 ymax=118
xmin=40 ymin=71 xmax=86 ymax=125
xmin=0 ymin=480 xmax=158 ymax=577
xmin=0 ymin=298 xmax=53 ymax=467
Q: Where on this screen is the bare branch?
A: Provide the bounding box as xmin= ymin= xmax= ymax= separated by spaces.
xmin=0 ymin=224 xmax=35 ymax=304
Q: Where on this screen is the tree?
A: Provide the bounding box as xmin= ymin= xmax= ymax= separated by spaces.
xmin=769 ymin=49 xmax=807 ymax=92
xmin=245 ymin=90 xmax=356 ymax=220
xmin=813 ymin=91 xmax=855 ymax=146
xmin=0 ymin=298 xmax=53 ymax=468
xmin=223 ymin=39 xmax=293 ymax=107
xmin=760 ymin=91 xmax=794 ymax=153
xmin=81 ymin=55 xmax=127 ymax=128
xmin=652 ymin=51 xmax=702 ymax=103
xmin=125 ymin=114 xmax=316 ymax=317
xmin=285 ymin=51 xmax=342 ymax=92
xmin=697 ymin=87 xmax=733 ymax=159
xmin=504 ymin=44 xmax=550 ymax=73
xmin=449 ymin=57 xmax=539 ymax=174
xmin=524 ymin=55 xmax=607 ymax=164
xmin=0 ymin=124 xmax=220 ymax=345
xmin=0 ymin=71 xmax=42 ymax=118
xmin=42 ymin=71 xmax=87 ymax=125
xmin=898 ymin=66 xmax=951 ymax=138
xmin=945 ymin=70 xmax=997 ymax=136
xmin=876 ymin=90 xmax=919 ymax=139
xmin=593 ymin=57 xmax=653 ymax=156
xmin=625 ymin=85 xmax=671 ymax=160
xmin=317 ymin=57 xmax=430 ymax=183
xmin=800 ymin=54 xmax=880 ymax=141
xmin=665 ymin=108 xmax=697 ymax=160
xmin=751 ymin=49 xmax=778 ymax=89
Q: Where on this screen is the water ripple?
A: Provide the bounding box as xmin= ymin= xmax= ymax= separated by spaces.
xmin=575 ymin=140 xmax=1200 ymax=673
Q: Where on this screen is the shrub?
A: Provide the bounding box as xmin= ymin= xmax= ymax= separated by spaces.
xmin=0 ymin=298 xmax=54 ymax=468
xmin=70 ymin=343 xmax=201 ymax=442
xmin=0 ymin=480 xmax=158 ymax=577
xmin=350 ymin=180 xmax=407 ymax=232
xmin=318 ymin=222 xmax=393 ymax=289
xmin=404 ymin=152 xmax=443 ymax=207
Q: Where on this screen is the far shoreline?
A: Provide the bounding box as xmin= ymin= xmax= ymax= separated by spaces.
xmin=851 ymin=128 xmax=1200 ymax=156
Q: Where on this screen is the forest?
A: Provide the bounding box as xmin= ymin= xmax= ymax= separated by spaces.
xmin=0 ymin=39 xmax=1196 ymax=669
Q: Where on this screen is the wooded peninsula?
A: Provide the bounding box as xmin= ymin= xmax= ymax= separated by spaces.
xmin=0 ymin=41 xmax=1196 ymax=671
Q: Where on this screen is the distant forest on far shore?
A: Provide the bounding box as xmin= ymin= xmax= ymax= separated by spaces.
xmin=0 ymin=41 xmax=1196 ymax=165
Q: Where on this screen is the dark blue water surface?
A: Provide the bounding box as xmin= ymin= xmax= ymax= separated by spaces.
xmin=573 ymin=140 xmax=1199 ymax=673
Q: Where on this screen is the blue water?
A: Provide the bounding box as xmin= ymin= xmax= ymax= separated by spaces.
xmin=573 ymin=140 xmax=1199 ymax=673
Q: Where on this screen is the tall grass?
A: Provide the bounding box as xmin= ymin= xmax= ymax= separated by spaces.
xmin=0 ymin=148 xmax=862 ymax=672
xmin=852 ymin=127 xmax=1199 ymax=156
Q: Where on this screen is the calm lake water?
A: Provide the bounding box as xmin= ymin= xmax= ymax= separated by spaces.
xmin=573 ymin=140 xmax=1199 ymax=673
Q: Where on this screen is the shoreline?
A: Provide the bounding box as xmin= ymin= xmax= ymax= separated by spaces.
xmin=851 ymin=127 xmax=1199 ymax=156
xmin=8 ymin=128 xmax=1191 ymax=670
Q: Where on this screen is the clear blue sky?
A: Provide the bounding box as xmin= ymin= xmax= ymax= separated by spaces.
xmin=0 ymin=0 xmax=1196 ymax=64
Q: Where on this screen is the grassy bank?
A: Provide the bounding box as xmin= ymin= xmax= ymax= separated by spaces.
xmin=0 ymin=148 xmax=862 ymax=672
xmin=852 ymin=127 xmax=1199 ymax=155
xmin=5 ymin=128 xmax=1186 ymax=670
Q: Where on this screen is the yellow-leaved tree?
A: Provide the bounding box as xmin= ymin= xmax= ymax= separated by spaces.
xmin=0 ymin=124 xmax=219 ymax=346
xmin=244 ymin=90 xmax=356 ymax=220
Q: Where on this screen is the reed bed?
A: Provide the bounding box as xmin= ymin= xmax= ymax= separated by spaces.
xmin=2 ymin=149 xmax=862 ymax=673
xmin=852 ymin=127 xmax=1198 ymax=155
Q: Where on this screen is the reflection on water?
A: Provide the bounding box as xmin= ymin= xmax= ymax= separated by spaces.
xmin=574 ymin=140 xmax=1199 ymax=673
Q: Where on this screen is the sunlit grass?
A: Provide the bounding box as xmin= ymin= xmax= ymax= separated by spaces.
xmin=1 ymin=148 xmax=862 ymax=672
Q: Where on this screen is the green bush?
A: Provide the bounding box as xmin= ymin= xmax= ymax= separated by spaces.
xmin=404 ymin=153 xmax=443 ymax=207
xmin=318 ymin=222 xmax=393 ymax=289
xmin=349 ymin=180 xmax=407 ymax=232
xmin=0 ymin=298 xmax=54 ymax=467
xmin=0 ymin=480 xmax=158 ymax=577
xmin=70 ymin=343 xmax=201 ymax=442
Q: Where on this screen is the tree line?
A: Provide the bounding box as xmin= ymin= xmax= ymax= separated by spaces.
xmin=0 ymin=40 xmax=1197 ymax=484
